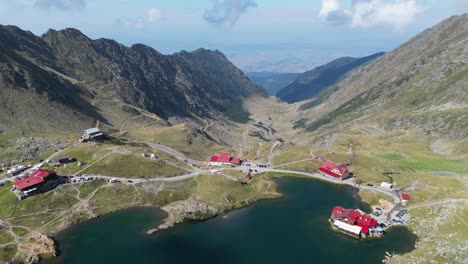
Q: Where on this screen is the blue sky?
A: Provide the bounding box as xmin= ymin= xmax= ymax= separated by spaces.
xmin=1 ymin=0 xmax=466 ymax=72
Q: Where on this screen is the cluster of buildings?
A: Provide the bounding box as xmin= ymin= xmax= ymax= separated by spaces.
xmin=12 ymin=169 xmax=59 ymax=199
xmin=209 ymin=152 xmax=241 ymax=166
xmin=330 ymin=206 xmax=380 ymax=238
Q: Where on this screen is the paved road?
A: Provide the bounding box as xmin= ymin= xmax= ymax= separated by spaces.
xmin=2 ymin=141 xmax=402 ymax=208
xmin=146 ymin=143 xmax=203 ymax=165
xmin=232 ymin=165 xmax=402 ymax=205
xmin=269 ymin=169 xmax=401 ymax=204
xmin=81 ymin=171 xmax=204 ymax=184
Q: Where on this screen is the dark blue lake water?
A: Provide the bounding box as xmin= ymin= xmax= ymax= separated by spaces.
xmin=43 ymin=178 xmax=417 ymax=264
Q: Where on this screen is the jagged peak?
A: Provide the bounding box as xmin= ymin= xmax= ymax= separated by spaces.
xmin=130 ymin=43 xmax=163 ymax=56
xmin=42 ymin=27 xmax=90 ymax=42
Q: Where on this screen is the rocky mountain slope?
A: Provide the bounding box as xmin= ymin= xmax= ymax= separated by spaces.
xmin=246 ymin=72 xmax=300 ymax=95
xmin=296 ymin=14 xmax=468 ymax=139
xmin=277 ymin=52 xmax=384 ymax=103
xmin=0 ymin=26 xmax=266 ymax=135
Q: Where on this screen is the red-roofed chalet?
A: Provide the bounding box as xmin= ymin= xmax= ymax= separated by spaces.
xmin=330 ymin=206 xmax=377 ymax=237
xmin=13 ymin=169 xmax=57 ymax=191
xmin=209 ymin=152 xmax=241 ymax=165
xmin=319 ymin=161 xmax=348 ymax=178
xmin=401 ymin=193 xmax=410 ymax=201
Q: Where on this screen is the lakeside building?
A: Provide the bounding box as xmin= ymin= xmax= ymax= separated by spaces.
xmin=330 ymin=206 xmax=378 ymax=238
xmin=12 ymin=169 xmax=59 ymax=199
xmin=319 ymin=161 xmax=349 ymax=179
xmin=209 ymin=152 xmax=241 ymax=166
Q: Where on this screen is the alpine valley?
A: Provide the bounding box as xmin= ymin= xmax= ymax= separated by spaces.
xmin=0 ymin=12 xmax=466 ymax=264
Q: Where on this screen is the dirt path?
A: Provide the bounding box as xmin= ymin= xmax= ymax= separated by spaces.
xmin=272 ymin=158 xmax=315 ymax=168
xmin=119 ymin=115 xmax=144 ymax=132
xmin=406 ymin=198 xmax=468 ymax=210
xmin=74 ymin=151 xmax=113 ymax=176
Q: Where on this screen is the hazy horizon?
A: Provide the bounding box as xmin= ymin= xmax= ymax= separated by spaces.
xmin=2 ymin=0 xmax=466 ymax=72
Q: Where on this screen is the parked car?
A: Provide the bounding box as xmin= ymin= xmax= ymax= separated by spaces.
xmin=127 ymin=180 xmax=133 ymax=183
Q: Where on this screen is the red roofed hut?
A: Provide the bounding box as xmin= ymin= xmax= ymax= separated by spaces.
xmin=319 ymin=161 xmax=348 ymax=179
xmin=401 ymin=193 xmax=410 ymax=204
xmin=208 ymin=152 xmax=242 ymax=166
xmin=13 ymin=169 xmax=57 ymax=191
xmin=218 ymin=152 xmax=231 ymax=163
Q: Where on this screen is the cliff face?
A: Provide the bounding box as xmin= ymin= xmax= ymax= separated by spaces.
xmin=0 ymin=26 xmax=266 ymax=134
xmin=297 ymin=15 xmax=468 ymax=139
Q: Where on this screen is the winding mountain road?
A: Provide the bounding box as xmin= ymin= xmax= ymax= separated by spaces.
xmin=3 ymin=141 xmax=402 ymax=208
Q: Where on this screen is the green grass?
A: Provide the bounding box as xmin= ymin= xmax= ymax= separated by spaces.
xmin=377 ymin=153 xmax=406 ymax=161
xmin=82 ymin=153 xmax=184 ymax=178
xmin=12 ymin=227 xmax=29 ymax=237
xmin=0 ymin=230 xmax=14 ymax=244
xmin=153 ymin=178 xmax=197 ymax=206
xmin=399 ymin=156 xmax=467 ymax=174
xmin=197 ymin=175 xmax=278 ymax=207
xmin=272 ymin=145 xmax=310 ymax=165
xmin=262 ymin=171 xmax=311 ymax=179
xmin=0 ymin=133 xmax=19 ymax=147
xmin=0 ymin=245 xmax=17 ymax=262
xmin=132 ymin=124 xmax=225 ymax=160
xmin=0 ymin=184 xmax=20 ymax=219
xmin=274 ymin=160 xmax=321 ymax=173
xmin=357 ymin=189 xmax=394 ymax=206
xmin=59 ymin=143 xmax=110 ymax=163
xmin=221 ymin=100 xmax=251 ymax=124
xmin=77 ymin=179 xmax=107 ymax=199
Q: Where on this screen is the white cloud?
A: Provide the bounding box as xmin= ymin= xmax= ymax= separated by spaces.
xmin=146 ymin=8 xmax=161 ymax=24
xmin=203 ymin=0 xmax=257 ymax=28
xmin=319 ymin=0 xmax=422 ymax=30
xmin=124 ymin=7 xmax=162 ymax=29
xmin=454 ymin=0 xmax=468 ymax=13
xmin=33 ymin=0 xmax=85 ymax=10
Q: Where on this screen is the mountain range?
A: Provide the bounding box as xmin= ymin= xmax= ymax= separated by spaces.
xmin=0 ymin=26 xmax=267 ymax=135
xmin=245 ymin=72 xmax=300 ymax=95
xmin=295 ymin=14 xmax=468 ymax=140
xmin=276 ymin=52 xmax=384 ymax=103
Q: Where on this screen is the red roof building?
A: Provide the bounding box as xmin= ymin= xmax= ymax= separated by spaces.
xmin=401 ymin=193 xmax=410 ymax=201
xmin=356 ymin=214 xmax=378 ymax=228
xmin=319 ymin=161 xmax=348 ymax=178
xmin=13 ymin=169 xmax=57 ymax=191
xmin=218 ymin=152 xmax=231 ymax=163
xmin=330 ymin=206 xmax=377 ymax=236
xmin=209 ymin=152 xmax=242 ymax=165
xmin=230 ymin=157 xmax=241 ymax=165
xmin=331 ymin=206 xmax=346 ymax=216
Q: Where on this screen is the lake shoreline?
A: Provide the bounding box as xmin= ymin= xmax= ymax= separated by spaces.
xmin=40 ymin=176 xmax=417 ymax=264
